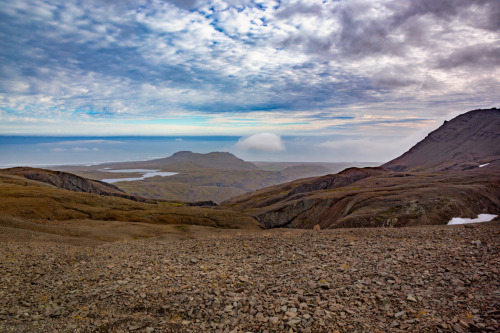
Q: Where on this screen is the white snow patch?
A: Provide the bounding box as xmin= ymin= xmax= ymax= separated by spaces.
xmin=479 ymin=163 xmax=489 ymax=168
xmin=447 ymin=214 xmax=497 ymax=225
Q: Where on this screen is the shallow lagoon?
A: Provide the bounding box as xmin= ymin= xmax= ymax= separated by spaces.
xmin=100 ymin=169 xmax=178 ymax=183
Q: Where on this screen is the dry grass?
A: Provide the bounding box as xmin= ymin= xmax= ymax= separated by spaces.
xmin=0 ymin=174 xmax=261 ymax=244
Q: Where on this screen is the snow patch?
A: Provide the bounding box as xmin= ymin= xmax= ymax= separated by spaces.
xmin=447 ymin=214 xmax=497 ymax=225
xmin=479 ymin=163 xmax=489 ymax=168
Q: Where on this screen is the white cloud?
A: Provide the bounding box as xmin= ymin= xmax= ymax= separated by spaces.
xmin=0 ymin=0 xmax=499 ymax=138
xmin=236 ymin=133 xmax=286 ymax=152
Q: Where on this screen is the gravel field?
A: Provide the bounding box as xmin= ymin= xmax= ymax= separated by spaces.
xmin=1 ymin=223 xmax=499 ymax=332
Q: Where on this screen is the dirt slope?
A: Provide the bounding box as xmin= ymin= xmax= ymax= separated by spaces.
xmin=0 ymin=167 xmax=146 ymax=201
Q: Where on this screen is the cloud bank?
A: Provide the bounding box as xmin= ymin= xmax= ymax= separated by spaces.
xmin=236 ymin=133 xmax=285 ymax=152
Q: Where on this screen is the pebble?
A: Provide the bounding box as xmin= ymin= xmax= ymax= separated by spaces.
xmin=0 ymin=224 xmax=498 ymax=333
xmin=407 ymin=295 xmax=417 ymax=302
xmin=395 ymin=311 xmax=406 ymax=318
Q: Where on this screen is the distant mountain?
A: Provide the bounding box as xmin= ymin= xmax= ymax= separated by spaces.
xmin=279 ymin=165 xmax=333 ymax=180
xmin=384 ymin=108 xmax=500 ymax=171
xmin=100 ymin=151 xmax=258 ymax=171
xmin=223 ymin=108 xmax=500 ymax=228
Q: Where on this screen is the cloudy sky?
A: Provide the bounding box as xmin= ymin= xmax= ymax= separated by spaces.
xmin=0 ymin=0 xmax=499 ymax=162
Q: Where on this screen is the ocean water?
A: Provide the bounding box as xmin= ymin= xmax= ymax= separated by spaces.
xmin=0 ymin=135 xmax=383 ymax=167
xmin=0 ymin=136 xmax=240 ymax=167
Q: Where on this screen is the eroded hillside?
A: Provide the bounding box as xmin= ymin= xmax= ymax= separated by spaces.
xmin=0 ymin=171 xmax=261 ymax=243
xmin=223 ymin=109 xmax=500 ymax=229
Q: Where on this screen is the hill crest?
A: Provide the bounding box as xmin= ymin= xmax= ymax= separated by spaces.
xmin=384 ymin=108 xmax=500 ymax=171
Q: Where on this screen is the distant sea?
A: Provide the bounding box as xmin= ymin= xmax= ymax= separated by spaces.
xmin=0 ymin=135 xmax=383 ymax=168
xmin=0 ymin=136 xmax=241 ymax=168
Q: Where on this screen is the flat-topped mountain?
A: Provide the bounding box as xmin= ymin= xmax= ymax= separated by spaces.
xmin=384 ymin=108 xmax=500 ymax=172
xmin=223 ymin=109 xmax=500 ymax=228
xmin=99 ymin=151 xmax=258 ymax=172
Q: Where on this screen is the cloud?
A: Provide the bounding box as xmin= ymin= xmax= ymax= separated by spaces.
xmin=236 ymin=133 xmax=286 ymax=152
xmin=0 ymin=0 xmax=498 ymax=137
xmin=436 ymin=44 xmax=500 ymax=69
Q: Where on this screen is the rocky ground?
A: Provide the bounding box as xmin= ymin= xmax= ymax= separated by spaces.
xmin=1 ymin=223 xmax=499 ymax=333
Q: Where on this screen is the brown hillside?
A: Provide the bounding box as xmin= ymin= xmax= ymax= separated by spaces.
xmin=223 ymin=166 xmax=500 ymax=229
xmin=0 ymin=170 xmax=261 ymax=243
xmin=1 ymin=167 xmax=151 ymax=202
xmin=384 ymin=108 xmax=500 ymax=172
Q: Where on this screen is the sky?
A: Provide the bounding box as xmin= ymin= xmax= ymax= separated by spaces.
xmin=0 ymin=0 xmax=499 ymax=163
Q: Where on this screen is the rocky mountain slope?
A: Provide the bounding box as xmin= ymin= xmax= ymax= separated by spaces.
xmin=223 ymin=109 xmax=500 ymax=229
xmin=384 ymin=108 xmax=500 ymax=171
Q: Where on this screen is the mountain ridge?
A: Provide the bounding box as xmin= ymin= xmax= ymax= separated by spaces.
xmin=384 ymin=108 xmax=500 ymax=171
xmin=222 ymin=108 xmax=500 ymax=229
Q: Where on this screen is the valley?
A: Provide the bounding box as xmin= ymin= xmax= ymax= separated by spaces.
xmin=0 ymin=108 xmax=499 ymax=333
xmin=54 ymin=152 xmax=377 ymax=204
